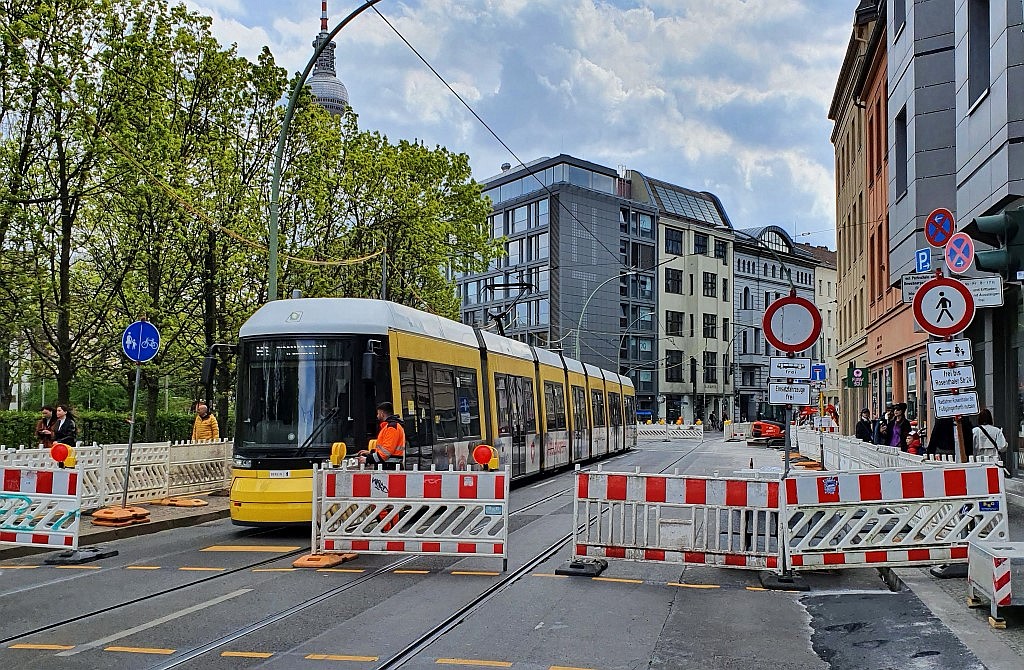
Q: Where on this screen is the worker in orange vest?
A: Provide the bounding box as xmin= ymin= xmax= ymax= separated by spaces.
xmin=358 ymin=402 xmax=406 ymax=469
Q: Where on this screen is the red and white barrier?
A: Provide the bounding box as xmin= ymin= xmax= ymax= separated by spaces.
xmin=313 ymin=465 xmax=509 ymax=567
xmin=0 ymin=466 xmax=82 ymax=550
xmin=572 ymin=467 xmax=780 ymax=570
xmin=968 ymin=541 xmax=1024 ymax=623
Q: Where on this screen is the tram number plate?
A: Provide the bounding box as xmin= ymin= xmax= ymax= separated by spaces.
xmin=267 ymin=470 xmax=291 ymax=479
xmin=484 ymin=504 xmax=503 ymax=516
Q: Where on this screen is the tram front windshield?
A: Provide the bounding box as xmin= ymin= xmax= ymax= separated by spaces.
xmin=237 ymin=338 xmax=358 ymax=457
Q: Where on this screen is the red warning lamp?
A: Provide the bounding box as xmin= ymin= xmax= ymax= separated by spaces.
xmin=472 ymin=444 xmax=499 ymax=470
xmin=50 ymin=442 xmax=75 ymax=468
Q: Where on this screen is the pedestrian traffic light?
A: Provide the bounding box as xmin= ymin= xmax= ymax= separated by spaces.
xmin=968 ymin=207 xmax=1024 ymax=278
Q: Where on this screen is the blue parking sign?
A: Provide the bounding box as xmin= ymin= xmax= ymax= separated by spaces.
xmin=122 ymin=321 xmax=161 ymax=363
xmin=915 ymin=248 xmax=931 ymax=273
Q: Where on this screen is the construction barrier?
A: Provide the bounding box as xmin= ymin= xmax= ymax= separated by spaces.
xmin=572 ymin=466 xmax=780 ymax=570
xmin=571 ymin=463 xmax=1007 ymax=575
xmin=636 ymin=424 xmax=705 ymax=440
xmin=0 ymin=440 xmax=231 ymax=510
xmin=968 ymin=540 xmax=1024 ymax=624
xmin=0 ymin=465 xmax=82 ymax=550
xmin=726 ymin=422 xmax=752 ymax=441
xmin=783 ymin=464 xmax=1008 ymax=570
xmin=313 ymin=465 xmax=510 ymax=567
xmin=794 ymin=428 xmax=1009 ymax=471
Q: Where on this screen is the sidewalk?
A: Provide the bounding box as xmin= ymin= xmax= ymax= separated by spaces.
xmin=0 ymin=493 xmax=231 ymax=561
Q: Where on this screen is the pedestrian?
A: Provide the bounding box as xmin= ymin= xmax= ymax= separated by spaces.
xmin=876 ymin=402 xmax=895 ymax=445
xmin=972 ymin=409 xmax=1008 ymax=462
xmin=358 ymin=402 xmax=405 ymax=469
xmin=885 ymin=402 xmax=911 ymax=451
xmin=907 ymin=429 xmax=923 ymax=455
xmin=52 ymin=404 xmax=77 ymax=446
xmin=191 ymin=401 xmax=220 ymax=441
xmin=35 ymin=405 xmax=56 ymax=449
xmin=855 ymin=408 xmax=873 ymax=443
xmin=708 ymin=411 xmax=718 ymax=431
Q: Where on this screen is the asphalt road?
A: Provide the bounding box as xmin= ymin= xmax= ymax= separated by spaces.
xmin=0 ymin=435 xmax=1015 ymax=670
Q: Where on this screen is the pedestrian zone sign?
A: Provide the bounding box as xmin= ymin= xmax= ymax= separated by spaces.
xmin=912 ymin=276 xmax=976 ymax=337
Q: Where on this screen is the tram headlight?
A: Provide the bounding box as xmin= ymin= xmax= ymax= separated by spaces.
xmin=233 ymin=456 xmax=252 ymax=468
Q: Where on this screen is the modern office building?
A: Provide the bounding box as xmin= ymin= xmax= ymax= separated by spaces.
xmin=457 ymin=155 xmax=736 ymax=420
xmin=732 ymin=227 xmax=823 ymax=422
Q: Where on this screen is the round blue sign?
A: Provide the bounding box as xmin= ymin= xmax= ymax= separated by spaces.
xmin=122 ymin=321 xmax=161 ymax=363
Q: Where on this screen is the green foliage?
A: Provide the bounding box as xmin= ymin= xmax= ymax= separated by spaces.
xmin=0 ymin=409 xmax=206 ymax=447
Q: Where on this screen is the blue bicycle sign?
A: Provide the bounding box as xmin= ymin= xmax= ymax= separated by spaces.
xmin=122 ymin=320 xmax=161 ymax=363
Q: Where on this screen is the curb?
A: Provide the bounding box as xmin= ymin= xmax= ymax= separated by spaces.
xmin=0 ymin=507 xmax=231 ymax=562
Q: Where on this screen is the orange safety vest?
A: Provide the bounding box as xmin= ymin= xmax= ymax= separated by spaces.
xmin=375 ymin=417 xmax=406 ymax=460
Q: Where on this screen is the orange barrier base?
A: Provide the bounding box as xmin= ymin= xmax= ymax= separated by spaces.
xmin=152 ymin=497 xmax=209 ymax=507
xmin=293 ymin=553 xmax=358 ymax=569
xmin=92 ymin=506 xmax=151 ymax=527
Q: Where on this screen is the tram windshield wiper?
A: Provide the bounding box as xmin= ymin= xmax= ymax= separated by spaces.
xmin=295 ymin=407 xmax=340 ymax=457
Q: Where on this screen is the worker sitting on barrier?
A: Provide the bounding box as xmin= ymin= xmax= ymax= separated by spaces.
xmin=358 ymin=402 xmax=406 ymax=470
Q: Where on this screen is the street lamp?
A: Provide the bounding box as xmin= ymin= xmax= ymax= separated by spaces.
xmin=267 ymin=0 xmax=385 ymax=302
xmin=575 ymin=270 xmax=638 ymax=360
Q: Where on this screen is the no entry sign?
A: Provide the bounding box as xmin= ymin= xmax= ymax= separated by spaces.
xmin=763 ymin=295 xmax=822 ymax=354
xmin=912 ymin=276 xmax=976 ymax=337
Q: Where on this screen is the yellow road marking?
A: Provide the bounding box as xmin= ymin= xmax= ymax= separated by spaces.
xmin=305 ymin=653 xmax=379 ymax=661
xmin=9 ymin=644 xmax=75 ymax=650
xmin=746 ymin=586 xmax=767 ymax=592
xmin=126 ymin=566 xmax=161 ymax=570
xmin=201 ymin=545 xmax=301 ymax=552
xmin=317 ymin=568 xmax=365 ymax=573
xmin=104 ymin=646 xmax=175 ymax=655
xmin=179 ymin=567 xmax=225 ymax=572
xmin=436 ymin=659 xmax=513 ymax=667
xmin=0 ymin=565 xmax=39 ymax=569
xmin=532 ymin=573 xmax=567 ymax=578
xmin=668 ymin=582 xmax=721 ymax=589
xmin=592 ymin=576 xmax=643 ymax=584
xmin=54 ymin=565 xmax=101 ymax=570
xmin=451 ymin=571 xmax=499 ymax=576
xmin=252 ymin=568 xmax=297 ymax=572
xmin=551 ymin=666 xmax=597 ymax=670
xmin=222 ymin=650 xmax=274 ymax=658
xmin=394 ymin=569 xmax=430 ymax=574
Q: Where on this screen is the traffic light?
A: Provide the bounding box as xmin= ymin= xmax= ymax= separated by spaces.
xmin=968 ymin=207 xmax=1024 ymax=278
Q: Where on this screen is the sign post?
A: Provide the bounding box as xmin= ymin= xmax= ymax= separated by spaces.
xmin=120 ymin=319 xmax=161 ymax=509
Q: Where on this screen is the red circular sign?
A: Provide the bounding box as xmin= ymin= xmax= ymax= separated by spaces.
xmin=762 ymin=295 xmax=823 ymax=353
xmin=944 ymin=232 xmax=975 ymax=274
xmin=925 ymin=208 xmax=956 ymax=247
xmin=912 ymin=276 xmax=975 ymax=337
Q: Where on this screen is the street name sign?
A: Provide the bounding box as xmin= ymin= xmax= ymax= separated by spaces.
xmin=929 ymin=364 xmax=976 ymax=392
xmin=944 ymin=232 xmax=975 ymax=274
xmin=962 ymin=276 xmax=1004 ymax=307
xmin=763 ymin=295 xmax=823 ymax=353
xmin=912 ymin=276 xmax=976 ymax=337
xmin=768 ymin=383 xmax=811 ymax=406
xmin=901 ymin=273 xmax=931 ymax=304
xmin=769 ymin=357 xmax=812 ymax=380
xmin=915 ymin=248 xmax=931 ymax=273
xmin=927 ymin=339 xmax=973 ymax=364
xmin=925 ymin=207 xmax=955 ymax=247
xmin=934 ymin=391 xmax=980 ymax=418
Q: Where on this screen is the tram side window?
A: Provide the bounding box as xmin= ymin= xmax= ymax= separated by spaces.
xmin=609 ymin=392 xmax=622 ymax=427
xmin=432 ymin=367 xmax=457 ymax=440
xmin=592 ymin=390 xmax=606 ymax=427
xmin=624 ymin=395 xmax=636 ymax=425
xmin=544 ymin=381 xmax=567 ymax=431
xmin=572 ymin=385 xmax=588 ymax=431
xmin=399 ymin=359 xmax=431 ymax=448
xmin=521 ymin=377 xmax=538 ymax=433
xmin=495 ymin=375 xmax=512 ymax=436
xmin=455 ymin=369 xmax=481 ymax=439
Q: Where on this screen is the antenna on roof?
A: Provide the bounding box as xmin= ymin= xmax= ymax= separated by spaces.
xmin=321 ymin=0 xmax=328 ymax=31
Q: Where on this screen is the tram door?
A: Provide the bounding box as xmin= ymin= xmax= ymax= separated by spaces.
xmin=496 ymin=374 xmax=528 ymax=478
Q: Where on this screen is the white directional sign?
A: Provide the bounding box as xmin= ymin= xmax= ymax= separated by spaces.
xmin=901 ymin=273 xmax=931 ymax=304
xmin=769 ymin=357 xmax=812 ymax=380
xmin=929 ymin=365 xmax=976 ymax=392
xmin=926 ymin=339 xmax=973 ymax=364
xmin=934 ymin=391 xmax=980 ymax=418
xmin=768 ymin=383 xmax=811 ymax=406
xmin=962 ymin=277 xmax=1004 ymax=307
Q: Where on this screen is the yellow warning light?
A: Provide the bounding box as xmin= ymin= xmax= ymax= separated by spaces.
xmin=330 ymin=442 xmax=347 ymax=466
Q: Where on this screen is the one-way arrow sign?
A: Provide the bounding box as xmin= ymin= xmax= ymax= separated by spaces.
xmin=926 ymin=339 xmax=973 ymax=364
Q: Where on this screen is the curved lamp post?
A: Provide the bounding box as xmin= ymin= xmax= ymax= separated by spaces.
xmin=267 ymin=0 xmax=385 ymax=302
xmin=575 ymin=270 xmax=638 ymax=360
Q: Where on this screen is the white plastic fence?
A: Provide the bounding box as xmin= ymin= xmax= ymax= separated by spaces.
xmin=726 ymin=422 xmax=753 ymax=440
xmin=636 ymin=424 xmax=705 ymax=440
xmin=313 ymin=465 xmax=510 ymax=567
xmin=794 ymin=428 xmax=1008 ymax=471
xmin=0 ymin=440 xmax=231 ymax=509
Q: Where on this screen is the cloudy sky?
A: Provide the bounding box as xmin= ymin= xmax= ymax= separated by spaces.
xmin=187 ymin=0 xmax=856 ymax=249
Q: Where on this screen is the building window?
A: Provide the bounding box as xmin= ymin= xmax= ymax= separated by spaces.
xmin=689 ymin=314 xmax=695 ymax=337
xmin=893 ymin=0 xmax=906 ymax=36
xmin=895 ymin=106 xmax=908 ymax=196
xmin=666 ymin=350 xmax=684 ymax=382
xmin=630 ymin=242 xmax=655 ymax=269
xmin=665 ymin=268 xmax=683 ymax=294
xmin=723 ymin=318 xmax=730 ymax=339
xmin=702 ymin=272 xmax=717 ymax=297
xmin=743 ymin=287 xmax=751 ymax=309
xmin=702 ymin=313 xmax=717 ymax=339
xmin=703 ymin=351 xmax=718 ymax=383
xmin=637 ymin=213 xmax=655 ymax=239
xmin=968 ymin=0 xmax=991 ymax=107
xmin=694 ymin=233 xmax=708 ymax=255
xmin=714 ymin=239 xmax=728 ymax=260
xmin=722 ymin=277 xmax=729 ymax=301
xmin=665 ymin=228 xmax=683 ymax=255
xmin=689 ymin=274 xmax=695 ymax=295
xmin=666 ymin=310 xmax=684 ymax=336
